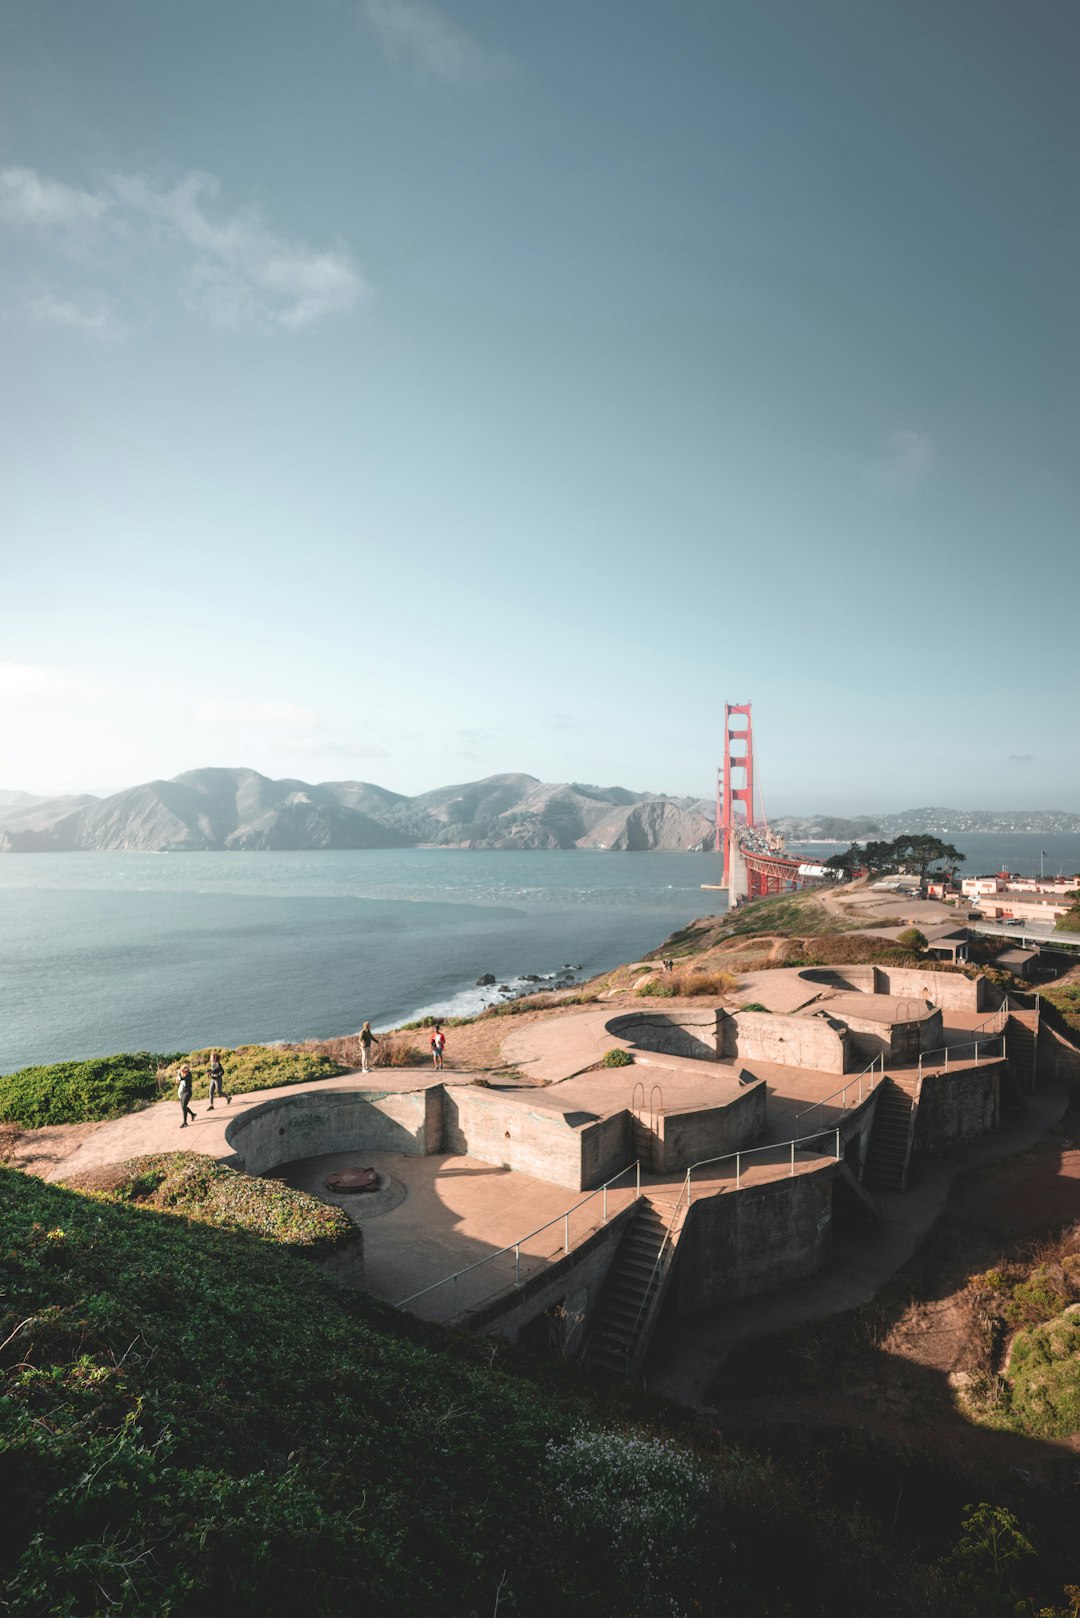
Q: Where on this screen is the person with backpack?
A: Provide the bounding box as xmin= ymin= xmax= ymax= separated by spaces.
xmin=207 ymin=1049 xmax=230 ymax=1109
xmin=359 ymin=1021 xmax=379 ymax=1073
xmin=177 ymin=1064 xmax=196 ymax=1128
xmin=430 ymin=1024 xmax=446 ymax=1071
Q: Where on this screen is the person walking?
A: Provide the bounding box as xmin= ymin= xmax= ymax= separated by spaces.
xmin=359 ymin=1021 xmax=379 ymax=1073
xmin=207 ymin=1049 xmax=230 ymax=1109
xmin=430 ymin=1024 xmax=446 ymax=1071
xmin=177 ymin=1064 xmax=196 ymax=1128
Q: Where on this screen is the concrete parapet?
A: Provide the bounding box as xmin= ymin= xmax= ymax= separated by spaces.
xmin=605 ymin=1009 xmax=720 ymax=1061
xmin=914 ymin=1060 xmax=1003 ymax=1152
xmin=650 ymin=1079 xmax=766 ymax=1174
xmin=722 ymin=1009 xmax=849 ymax=1074
xmin=676 ymin=1164 xmax=835 ymax=1312
xmin=444 ymin=1087 xmax=629 ymax=1192
xmin=225 ymin=1086 xmax=439 ymax=1175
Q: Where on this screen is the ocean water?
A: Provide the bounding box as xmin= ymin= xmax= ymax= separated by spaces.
xmin=3 ymin=835 xmax=1076 ymax=1075
xmin=0 ymin=849 xmax=727 ymax=1073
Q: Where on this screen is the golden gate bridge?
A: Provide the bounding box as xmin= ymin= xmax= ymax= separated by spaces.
xmin=714 ymin=701 xmax=834 ymax=904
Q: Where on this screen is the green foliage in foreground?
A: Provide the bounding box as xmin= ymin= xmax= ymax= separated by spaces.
xmin=0 ymin=1168 xmax=960 ymax=1618
xmin=159 ymin=1045 xmax=347 ymax=1099
xmin=1000 ymin=1310 xmax=1080 ymax=1441
xmin=0 ymin=1051 xmax=182 ymax=1128
xmin=600 ymin=1048 xmax=633 ymax=1067
xmin=1039 ymin=983 xmax=1080 ymax=1039
xmin=67 ymin=1152 xmax=355 ymax=1255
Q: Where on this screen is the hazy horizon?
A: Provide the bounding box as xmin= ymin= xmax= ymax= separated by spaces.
xmin=1 ymin=763 xmax=1078 ymax=823
xmin=2 ymin=2 xmax=1077 ymax=812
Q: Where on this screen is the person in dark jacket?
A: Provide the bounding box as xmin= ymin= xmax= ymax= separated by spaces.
xmin=177 ymin=1064 xmax=196 ymax=1127
xmin=207 ymin=1049 xmax=230 ymax=1109
xmin=359 ymin=1022 xmax=379 ymax=1073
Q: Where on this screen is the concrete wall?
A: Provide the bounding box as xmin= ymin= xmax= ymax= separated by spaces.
xmin=226 ymin=1086 xmax=440 ymax=1175
xmin=444 ymin=1088 xmax=629 ymax=1192
xmin=1040 ymin=1023 xmax=1080 ymax=1087
xmin=653 ymin=1079 xmax=766 ymax=1173
xmin=721 ymin=1010 xmax=849 ymax=1074
xmin=879 ymin=968 xmax=987 ymax=1012
xmin=842 ymin=1008 xmax=943 ymax=1065
xmin=605 ymin=1010 xmax=719 ymax=1062
xmin=465 ymin=1203 xmax=635 ymax=1356
xmin=801 ymin=967 xmax=877 ymax=995
xmin=676 ymin=1165 xmax=835 ymax=1311
xmin=914 ymin=1060 xmax=1003 ymax=1152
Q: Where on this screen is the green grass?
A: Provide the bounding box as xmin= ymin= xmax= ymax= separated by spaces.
xmin=1003 ymin=1310 xmax=1080 ymax=1439
xmin=0 ymin=1168 xmax=959 ymax=1617
xmin=0 ymin=1051 xmax=183 ymax=1128
xmin=64 ymin=1152 xmax=356 ymax=1255
xmin=159 ymin=1045 xmax=347 ymax=1100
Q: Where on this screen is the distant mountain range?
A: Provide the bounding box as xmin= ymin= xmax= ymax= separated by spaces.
xmin=0 ymin=769 xmax=717 ymax=853
xmin=3 ymin=776 xmax=1077 ymax=854
xmin=776 ymin=808 xmax=1080 ymax=839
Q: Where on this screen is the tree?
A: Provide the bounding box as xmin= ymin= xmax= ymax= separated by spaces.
xmin=889 ymin=835 xmax=966 ymax=879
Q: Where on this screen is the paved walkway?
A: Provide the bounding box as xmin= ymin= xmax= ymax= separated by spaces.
xmin=646 ymin=1079 xmax=1073 ymax=1408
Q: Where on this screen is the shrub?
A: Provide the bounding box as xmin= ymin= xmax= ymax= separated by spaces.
xmin=637 ymin=980 xmax=677 ymax=998
xmin=600 ymin=1048 xmax=633 ymax=1068
xmin=376 ymin=1036 xmax=426 ymax=1068
xmin=896 ymin=927 xmax=928 ymax=952
xmin=160 ymin=1046 xmax=347 ymax=1099
xmin=0 ymin=1050 xmax=184 ymax=1128
xmin=740 ymin=1002 xmax=769 ymax=1013
xmin=64 ymin=1152 xmax=355 ymax=1255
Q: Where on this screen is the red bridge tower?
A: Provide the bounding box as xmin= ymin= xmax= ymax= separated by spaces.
xmin=717 ymin=701 xmax=755 ymax=891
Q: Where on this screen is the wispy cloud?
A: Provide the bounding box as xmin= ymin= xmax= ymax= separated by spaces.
xmin=865 ymin=429 xmax=934 ymax=497
xmin=365 ymin=0 xmax=492 ymax=79
xmin=1007 ymin=753 xmax=1036 ymax=764
xmin=19 ymin=291 xmax=125 ymax=338
xmin=0 ymin=165 xmax=366 ymax=332
xmin=0 ymin=166 xmax=108 ymax=229
xmin=112 ymin=171 xmax=365 ymax=329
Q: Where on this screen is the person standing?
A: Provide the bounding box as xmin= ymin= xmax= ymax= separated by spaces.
xmin=207 ymin=1049 xmax=230 ymax=1109
xmin=359 ymin=1021 xmax=379 ymax=1073
xmin=430 ymin=1024 xmax=446 ymax=1071
xmin=177 ymin=1064 xmax=196 ymax=1128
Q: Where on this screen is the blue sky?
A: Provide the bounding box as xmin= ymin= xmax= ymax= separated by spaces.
xmin=1 ymin=0 xmax=1076 ymax=812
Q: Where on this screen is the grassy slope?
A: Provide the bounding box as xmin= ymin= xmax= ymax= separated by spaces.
xmin=61 ymin=1152 xmax=356 ymax=1255
xmin=0 ymin=1168 xmax=953 ymax=1618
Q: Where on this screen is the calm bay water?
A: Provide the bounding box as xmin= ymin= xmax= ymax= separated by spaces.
xmin=3 ymin=835 xmax=1076 ymax=1075
xmin=0 ymin=849 xmax=727 ymax=1073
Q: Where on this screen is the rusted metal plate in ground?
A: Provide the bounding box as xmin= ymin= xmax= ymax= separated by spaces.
xmin=325 ymin=1167 xmax=379 ymax=1194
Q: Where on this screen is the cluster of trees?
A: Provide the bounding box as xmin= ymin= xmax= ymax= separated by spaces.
xmin=824 ymin=835 xmax=966 ymax=881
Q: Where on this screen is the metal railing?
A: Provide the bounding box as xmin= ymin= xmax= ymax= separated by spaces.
xmin=395 ymin=1159 xmax=642 ymax=1322
xmin=917 ymin=1034 xmax=1006 ymax=1078
xmin=792 ymin=1054 xmax=885 ymax=1133
xmin=684 ymin=1128 xmax=841 ymax=1205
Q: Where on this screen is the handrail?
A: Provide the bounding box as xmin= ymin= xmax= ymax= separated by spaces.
xmin=621 ymin=1182 xmax=688 ymax=1369
xmin=684 ymin=1127 xmax=841 ymax=1206
xmin=395 ymin=1158 xmax=643 ymax=1320
xmin=793 ymin=1054 xmax=885 ymax=1132
xmin=917 ymin=1033 xmax=1006 ymax=1079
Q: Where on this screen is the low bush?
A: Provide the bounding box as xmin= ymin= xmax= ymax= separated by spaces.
xmin=63 ymin=1152 xmax=355 ymax=1255
xmin=1003 ymin=1310 xmax=1080 ymax=1440
xmin=0 ymin=1050 xmax=184 ymax=1128
xmin=160 ymin=1046 xmax=347 ymax=1099
xmin=635 ymin=971 xmax=736 ymax=999
xmin=896 ymin=927 xmax=928 ymax=952
xmin=600 ymin=1048 xmax=633 ymax=1068
xmin=740 ymin=1002 xmax=769 ymax=1013
xmin=376 ymin=1036 xmax=427 ymax=1068
xmin=636 ymin=981 xmax=677 ymax=998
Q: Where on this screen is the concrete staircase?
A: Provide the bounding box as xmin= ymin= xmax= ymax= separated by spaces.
xmin=863 ymin=1073 xmax=919 ymax=1193
xmin=1005 ymin=1009 xmax=1039 ymax=1093
xmin=584 ymin=1195 xmax=680 ymax=1379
